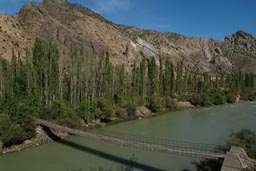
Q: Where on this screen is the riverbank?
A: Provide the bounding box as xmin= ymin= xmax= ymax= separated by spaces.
xmin=0 ymin=126 xmax=68 ymax=154
xmin=0 ymin=97 xmax=250 ymax=155
xmin=99 ymin=101 xmax=195 ymax=127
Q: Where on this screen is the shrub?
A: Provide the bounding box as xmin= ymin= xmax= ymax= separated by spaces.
xmin=46 ymin=100 xmax=82 ymax=129
xmin=125 ymin=103 xmax=137 ymax=116
xmin=240 ymin=91 xmax=256 ymax=101
xmin=227 ymin=129 xmax=256 ymax=159
xmin=189 ymin=93 xmax=202 ymax=106
xmin=201 ymin=94 xmax=213 ymax=107
xmin=114 ymin=94 xmax=128 ymax=107
xmin=165 ymin=97 xmax=177 ymax=111
xmin=92 ymin=98 xmax=116 ymax=119
xmin=214 ymin=93 xmax=226 ymax=105
xmin=195 ymin=159 xmax=223 ymax=171
xmin=76 ymin=100 xmax=94 ymax=122
xmin=147 ymin=94 xmax=164 ymax=113
xmin=0 ymin=100 xmax=36 ymax=147
xmin=114 ymin=94 xmax=145 ymax=108
xmin=0 ymin=114 xmax=27 ymax=147
xmin=177 ymin=94 xmax=191 ymax=102
xmin=226 ymin=93 xmax=237 ymax=103
xmin=115 ymin=107 xmax=128 ymax=118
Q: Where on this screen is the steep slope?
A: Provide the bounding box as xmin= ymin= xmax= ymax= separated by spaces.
xmin=222 ymin=31 xmax=256 ymax=73
xmin=0 ymin=14 xmax=27 ymax=59
xmin=21 ymin=0 xmax=145 ymax=65
xmin=119 ymin=26 xmax=256 ymax=73
xmin=0 ymin=0 xmax=256 ymax=73
xmin=1 ymin=0 xmax=142 ymax=66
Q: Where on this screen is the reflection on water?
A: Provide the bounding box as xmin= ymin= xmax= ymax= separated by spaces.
xmin=0 ymin=102 xmax=256 ymax=171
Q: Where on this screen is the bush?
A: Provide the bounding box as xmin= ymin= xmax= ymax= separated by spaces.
xmin=43 ymin=100 xmax=82 ymax=129
xmin=165 ymin=97 xmax=177 ymax=111
xmin=92 ymin=98 xmax=116 ymax=119
xmin=214 ymin=93 xmax=226 ymax=105
xmin=226 ymin=93 xmax=237 ymax=103
xmin=115 ymin=107 xmax=128 ymax=118
xmin=114 ymin=94 xmax=128 ymax=107
xmin=0 ymin=100 xmax=36 ymax=147
xmin=114 ymin=94 xmax=145 ymax=108
xmin=76 ymin=100 xmax=94 ymax=122
xmin=227 ymin=129 xmax=256 ymax=158
xmin=201 ymin=94 xmax=213 ymax=107
xmin=147 ymin=94 xmax=164 ymax=113
xmin=189 ymin=93 xmax=202 ymax=106
xmin=125 ymin=103 xmax=137 ymax=116
xmin=195 ymin=159 xmax=223 ymax=171
xmin=240 ymin=91 xmax=256 ymax=101
xmin=177 ymin=94 xmax=191 ymax=102
xmin=0 ymin=114 xmax=27 ymax=147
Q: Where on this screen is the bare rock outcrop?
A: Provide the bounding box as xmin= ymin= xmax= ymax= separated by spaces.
xmin=0 ymin=1 xmax=256 ymax=73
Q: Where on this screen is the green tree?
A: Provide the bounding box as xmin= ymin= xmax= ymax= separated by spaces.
xmin=45 ymin=100 xmax=82 ymax=129
xmin=76 ymin=100 xmax=94 ymax=122
xmin=31 ymin=39 xmax=59 ymax=105
xmin=227 ymin=129 xmax=256 ymax=158
xmin=147 ymin=94 xmax=164 ymax=112
xmin=0 ymin=113 xmax=27 ymax=147
xmin=139 ymin=58 xmax=146 ymax=99
xmin=176 ymin=61 xmax=183 ymax=95
xmin=201 ymin=94 xmax=212 ymax=107
xmin=226 ymin=93 xmax=236 ymax=103
xmin=159 ymin=57 xmax=164 ymax=96
xmin=0 ymin=99 xmax=36 ymax=147
xmin=189 ymin=93 xmax=202 ymax=106
xmin=92 ymin=98 xmax=115 ymax=119
xmin=214 ymin=93 xmax=226 ymax=105
xmin=147 ymin=58 xmax=158 ymax=96
xmin=165 ymin=97 xmax=177 ymax=111
xmin=0 ymin=58 xmax=7 ymax=98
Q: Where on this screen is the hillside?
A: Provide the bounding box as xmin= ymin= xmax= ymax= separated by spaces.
xmin=0 ymin=0 xmax=256 ymax=73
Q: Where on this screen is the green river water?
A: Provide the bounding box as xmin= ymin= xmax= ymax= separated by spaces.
xmin=0 ymin=102 xmax=256 ymax=171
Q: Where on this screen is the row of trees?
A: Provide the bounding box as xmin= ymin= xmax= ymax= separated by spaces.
xmin=0 ymin=38 xmax=256 ymax=107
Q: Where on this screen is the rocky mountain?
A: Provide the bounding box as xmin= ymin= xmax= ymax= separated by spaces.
xmin=0 ymin=0 xmax=256 ymax=73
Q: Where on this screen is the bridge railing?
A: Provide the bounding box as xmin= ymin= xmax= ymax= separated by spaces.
xmin=90 ymin=129 xmax=228 ymax=154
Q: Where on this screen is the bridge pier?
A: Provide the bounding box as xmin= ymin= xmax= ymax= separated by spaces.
xmin=221 ymin=147 xmax=255 ymax=171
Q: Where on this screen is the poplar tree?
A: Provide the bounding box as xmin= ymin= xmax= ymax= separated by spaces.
xmin=147 ymin=57 xmax=158 ymax=96
xmin=0 ymin=58 xmax=5 ymax=98
xmin=159 ymin=57 xmax=164 ymax=96
xmin=139 ymin=57 xmax=146 ymax=99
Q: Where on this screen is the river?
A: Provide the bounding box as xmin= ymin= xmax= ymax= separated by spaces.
xmin=0 ymin=102 xmax=256 ymax=171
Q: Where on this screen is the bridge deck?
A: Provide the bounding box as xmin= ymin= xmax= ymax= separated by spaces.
xmin=35 ymin=118 xmax=225 ymax=159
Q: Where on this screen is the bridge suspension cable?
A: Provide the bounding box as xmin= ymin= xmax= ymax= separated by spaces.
xmin=90 ymin=129 xmax=228 ymax=154
xmin=34 ymin=118 xmax=227 ymax=159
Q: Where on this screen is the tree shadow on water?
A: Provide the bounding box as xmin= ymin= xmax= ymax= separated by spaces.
xmin=42 ymin=126 xmax=164 ymax=171
xmin=193 ymin=159 xmax=223 ymax=171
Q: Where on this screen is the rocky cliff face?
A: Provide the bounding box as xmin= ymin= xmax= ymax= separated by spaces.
xmin=0 ymin=0 xmax=256 ymax=73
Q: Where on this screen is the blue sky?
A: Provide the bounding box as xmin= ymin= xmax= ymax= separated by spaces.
xmin=0 ymin=0 xmax=255 ymax=40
